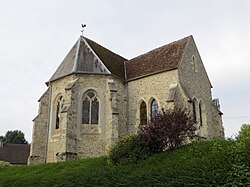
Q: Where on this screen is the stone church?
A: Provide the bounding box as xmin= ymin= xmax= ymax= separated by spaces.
xmin=28 ymin=35 xmax=224 ymax=164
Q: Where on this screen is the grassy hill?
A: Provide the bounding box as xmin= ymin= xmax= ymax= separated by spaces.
xmin=0 ymin=139 xmax=249 ymax=186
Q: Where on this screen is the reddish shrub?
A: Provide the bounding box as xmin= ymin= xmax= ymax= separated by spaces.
xmin=139 ymin=108 xmax=196 ymax=153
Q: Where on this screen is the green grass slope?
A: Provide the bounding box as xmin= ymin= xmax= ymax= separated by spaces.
xmin=0 ymin=139 xmax=249 ymax=187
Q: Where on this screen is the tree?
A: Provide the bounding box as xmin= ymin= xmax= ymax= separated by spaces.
xmin=139 ymin=107 xmax=196 ymax=152
xmin=0 ymin=135 xmax=5 ymax=142
xmin=237 ymin=124 xmax=250 ymax=141
xmin=0 ymin=130 xmax=28 ymax=144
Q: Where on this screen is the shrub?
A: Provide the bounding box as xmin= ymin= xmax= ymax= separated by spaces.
xmin=108 ymin=135 xmax=149 ymax=165
xmin=0 ymin=161 xmax=11 ymax=168
xmin=108 ymin=107 xmax=196 ymax=165
xmin=139 ymin=107 xmax=196 ymax=153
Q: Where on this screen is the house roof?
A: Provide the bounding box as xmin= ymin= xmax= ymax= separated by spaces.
xmin=0 ymin=143 xmax=30 ymax=164
xmin=48 ymin=36 xmax=127 ymax=83
xmin=125 ymin=36 xmax=191 ymax=80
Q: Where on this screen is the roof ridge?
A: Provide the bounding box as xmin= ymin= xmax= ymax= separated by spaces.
xmin=82 ymin=37 xmax=111 ymax=74
xmin=72 ymin=37 xmax=82 ymax=72
xmin=125 ymin=35 xmax=191 ymax=80
xmin=84 ymin=37 xmax=127 ymax=80
xmin=128 ymin=35 xmax=192 ymax=62
xmin=84 ymin=37 xmax=127 ymax=61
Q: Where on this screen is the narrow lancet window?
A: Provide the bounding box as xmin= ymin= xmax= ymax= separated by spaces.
xmin=55 ymin=96 xmax=63 ymax=129
xmin=199 ymin=102 xmax=203 ymax=126
xmin=192 ymin=98 xmax=197 ymax=123
xmin=151 ymin=99 xmax=158 ymax=119
xmin=140 ymin=101 xmax=147 ymax=125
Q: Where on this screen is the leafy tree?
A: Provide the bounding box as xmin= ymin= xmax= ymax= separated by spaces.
xmin=0 ymin=130 xmax=28 ymax=144
xmin=237 ymin=124 xmax=250 ymax=141
xmin=0 ymin=136 xmax=5 ymax=142
xmin=139 ymin=107 xmax=196 ymax=152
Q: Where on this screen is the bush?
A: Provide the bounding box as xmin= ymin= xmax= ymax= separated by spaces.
xmin=0 ymin=161 xmax=11 ymax=168
xmin=139 ymin=107 xmax=196 ymax=152
xmin=108 ymin=135 xmax=150 ymax=165
xmin=108 ymin=107 xmax=196 ymax=165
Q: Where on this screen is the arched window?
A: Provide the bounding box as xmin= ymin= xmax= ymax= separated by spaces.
xmin=199 ymin=101 xmax=203 ymax=126
xmin=150 ymin=99 xmax=158 ymax=119
xmin=140 ymin=101 xmax=147 ymax=125
xmin=55 ymin=96 xmax=63 ymax=129
xmin=192 ymin=98 xmax=197 ymax=123
xmin=82 ymin=90 xmax=99 ymax=124
xmin=191 ymin=55 xmax=196 ymax=72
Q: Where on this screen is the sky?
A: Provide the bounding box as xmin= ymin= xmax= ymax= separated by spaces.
xmin=0 ymin=0 xmax=249 ymax=142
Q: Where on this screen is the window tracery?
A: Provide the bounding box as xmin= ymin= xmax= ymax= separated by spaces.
xmin=82 ymin=90 xmax=99 ymax=124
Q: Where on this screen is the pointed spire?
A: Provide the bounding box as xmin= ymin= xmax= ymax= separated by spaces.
xmin=47 ymin=36 xmax=127 ymax=83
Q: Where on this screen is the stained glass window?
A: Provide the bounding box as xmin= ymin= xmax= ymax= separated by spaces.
xmin=151 ymin=99 xmax=158 ymax=119
xmin=82 ymin=90 xmax=99 ymax=125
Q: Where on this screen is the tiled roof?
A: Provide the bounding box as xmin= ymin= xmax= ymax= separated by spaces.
xmin=85 ymin=38 xmax=127 ymax=80
xmin=48 ymin=36 xmax=127 ymax=83
xmin=48 ymin=35 xmax=191 ymax=83
xmin=125 ymin=36 xmax=191 ymax=80
xmin=0 ymin=143 xmax=30 ymax=164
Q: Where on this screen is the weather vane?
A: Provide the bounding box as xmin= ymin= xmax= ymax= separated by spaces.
xmin=81 ymin=24 xmax=86 ymax=36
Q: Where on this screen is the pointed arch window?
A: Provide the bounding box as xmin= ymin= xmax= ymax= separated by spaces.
xmin=199 ymin=102 xmax=203 ymax=126
xmin=140 ymin=101 xmax=147 ymax=125
xmin=55 ymin=96 xmax=63 ymax=129
xmin=82 ymin=90 xmax=99 ymax=124
xmin=192 ymin=98 xmax=197 ymax=123
xmin=150 ymin=99 xmax=158 ymax=119
xmin=192 ymin=55 xmax=197 ymax=72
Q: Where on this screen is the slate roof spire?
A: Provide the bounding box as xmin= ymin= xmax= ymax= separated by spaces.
xmin=48 ymin=36 xmax=127 ymax=83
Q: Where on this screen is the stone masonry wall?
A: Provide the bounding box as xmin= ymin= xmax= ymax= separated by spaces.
xmin=211 ymin=105 xmax=224 ymax=138
xmin=127 ymin=70 xmax=179 ymax=134
xmin=74 ymin=74 xmax=127 ymax=158
xmin=75 ymin=74 xmax=107 ymax=158
xmin=178 ymin=37 xmax=224 ymax=138
xmin=31 ymin=73 xmax=127 ymax=164
xmin=28 ymin=88 xmax=51 ymax=165
xmin=46 ymin=75 xmax=76 ymax=163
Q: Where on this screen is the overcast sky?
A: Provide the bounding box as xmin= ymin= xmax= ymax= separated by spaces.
xmin=0 ymin=0 xmax=249 ymax=142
